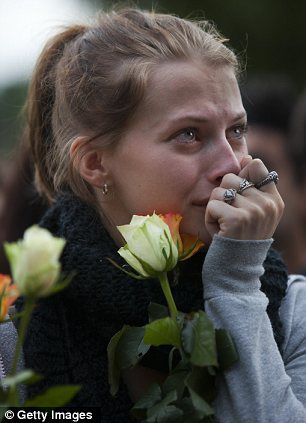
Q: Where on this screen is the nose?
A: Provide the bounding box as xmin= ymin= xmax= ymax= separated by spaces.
xmin=207 ymin=139 xmax=242 ymax=184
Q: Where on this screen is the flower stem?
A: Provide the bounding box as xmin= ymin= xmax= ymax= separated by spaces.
xmin=8 ymin=297 xmax=35 ymax=405
xmin=159 ymin=273 xmax=178 ymax=318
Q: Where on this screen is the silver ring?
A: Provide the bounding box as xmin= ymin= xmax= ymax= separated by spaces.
xmin=224 ymin=188 xmax=237 ymax=204
xmin=255 ymin=171 xmax=279 ymax=189
xmin=237 ymin=179 xmax=255 ymax=194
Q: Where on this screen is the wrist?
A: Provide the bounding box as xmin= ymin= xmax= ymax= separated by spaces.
xmin=203 ymin=235 xmax=273 ymax=299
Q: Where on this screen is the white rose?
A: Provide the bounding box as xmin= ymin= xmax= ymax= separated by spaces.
xmin=4 ymin=225 xmax=66 ymax=298
xmin=117 ymin=213 xmax=178 ymax=278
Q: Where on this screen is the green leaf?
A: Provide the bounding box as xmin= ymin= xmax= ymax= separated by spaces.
xmin=131 ymin=383 xmax=162 ymax=420
xmin=181 ymin=311 xmax=217 ymax=367
xmin=1 ymin=370 xmax=42 ymax=389
xmin=148 ymin=302 xmax=169 ymax=322
xmin=108 ymin=325 xmax=150 ymax=396
xmin=24 ymin=385 xmax=80 ymax=407
xmin=144 ymin=317 xmax=181 ymax=348
xmin=185 ymin=374 xmax=214 ymax=418
xmin=178 ymin=397 xmax=209 ymax=422
xmin=106 ymin=258 xmax=146 ymax=280
xmin=116 ymin=326 xmax=150 ymax=369
xmin=185 ymin=366 xmax=217 ymax=404
xmin=215 ymin=329 xmax=238 ymax=370
xmin=181 ymin=316 xmax=194 ymax=355
xmin=107 ymin=325 xmax=128 ymax=396
xmin=147 ymin=390 xmax=183 ymax=422
xmin=162 ymin=368 xmax=189 ymax=399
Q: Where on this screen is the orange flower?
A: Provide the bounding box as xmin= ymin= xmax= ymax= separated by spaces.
xmin=159 ymin=213 xmax=204 ymax=261
xmin=0 ymin=274 xmax=19 ymax=322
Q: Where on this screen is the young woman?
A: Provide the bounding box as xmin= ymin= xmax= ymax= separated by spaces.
xmin=18 ymin=8 xmax=306 ymax=422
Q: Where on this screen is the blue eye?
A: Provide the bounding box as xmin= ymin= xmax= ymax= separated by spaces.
xmin=175 ymin=128 xmax=197 ymax=143
xmin=228 ymin=124 xmax=248 ymax=140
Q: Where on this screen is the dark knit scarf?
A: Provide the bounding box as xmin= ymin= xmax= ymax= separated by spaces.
xmin=17 ymin=192 xmax=288 ymax=418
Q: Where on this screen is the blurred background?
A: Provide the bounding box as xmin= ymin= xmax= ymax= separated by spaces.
xmin=1 ymin=0 xmax=306 ymax=274
xmin=1 ymin=0 xmax=306 ymax=159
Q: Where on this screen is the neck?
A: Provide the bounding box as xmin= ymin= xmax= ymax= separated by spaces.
xmin=99 ymin=210 xmax=126 ymax=248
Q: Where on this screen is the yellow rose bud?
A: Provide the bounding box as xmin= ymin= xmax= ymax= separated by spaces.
xmin=4 ymin=225 xmax=66 ymax=298
xmin=117 ymin=213 xmax=178 ymax=278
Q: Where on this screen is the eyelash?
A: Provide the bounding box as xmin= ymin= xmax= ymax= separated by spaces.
xmin=172 ymin=124 xmax=248 ymax=145
xmin=227 ymin=124 xmax=248 ymax=141
xmin=173 ymin=127 xmax=199 ymax=144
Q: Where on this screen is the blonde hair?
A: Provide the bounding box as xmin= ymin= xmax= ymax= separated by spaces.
xmin=25 ymin=8 xmax=239 ymax=206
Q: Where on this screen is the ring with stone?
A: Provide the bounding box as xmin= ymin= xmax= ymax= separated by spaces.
xmin=224 ymin=188 xmax=237 ymax=204
xmin=255 ymin=171 xmax=279 ymax=189
xmin=237 ymin=178 xmax=255 ymax=194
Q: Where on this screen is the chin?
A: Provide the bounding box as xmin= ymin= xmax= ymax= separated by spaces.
xmin=198 ymin=229 xmax=212 ymax=246
xmin=181 ymin=221 xmax=211 ymax=246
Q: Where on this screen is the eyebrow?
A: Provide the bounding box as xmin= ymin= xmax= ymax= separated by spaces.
xmin=166 ymin=111 xmax=247 ymax=126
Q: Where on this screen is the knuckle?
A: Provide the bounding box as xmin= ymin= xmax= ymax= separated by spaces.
xmin=277 ymin=196 xmax=285 ymax=213
xmin=263 ymin=198 xmax=278 ymax=215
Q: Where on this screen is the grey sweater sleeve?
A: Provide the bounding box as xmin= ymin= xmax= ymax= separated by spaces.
xmin=203 ymin=235 xmax=306 ymax=423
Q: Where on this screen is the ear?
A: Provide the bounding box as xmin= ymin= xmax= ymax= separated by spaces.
xmin=70 ymin=136 xmax=109 ymax=188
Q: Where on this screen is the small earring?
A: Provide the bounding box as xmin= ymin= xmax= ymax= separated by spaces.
xmin=102 ymin=183 xmax=108 ymax=195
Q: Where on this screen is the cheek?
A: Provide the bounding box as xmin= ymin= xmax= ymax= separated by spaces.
xmin=154 ymin=154 xmax=203 ymax=195
xmin=114 ymin=153 xmax=200 ymax=212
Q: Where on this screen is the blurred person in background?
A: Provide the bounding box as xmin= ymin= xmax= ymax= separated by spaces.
xmin=241 ymin=76 xmax=306 ymax=274
xmin=0 ymin=141 xmax=47 ymax=274
xmin=290 ymin=89 xmax=306 ymax=239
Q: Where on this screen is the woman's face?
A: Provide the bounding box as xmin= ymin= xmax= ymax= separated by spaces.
xmin=102 ymin=60 xmax=248 ymax=245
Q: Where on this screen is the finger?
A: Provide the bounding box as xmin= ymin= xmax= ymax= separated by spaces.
xmin=240 ymin=154 xmax=253 ymax=169
xmin=205 ymin=198 xmax=238 ymax=237
xmin=206 ymin=189 xmax=283 ymax=240
xmin=205 ymin=199 xmax=253 ymax=239
xmin=219 ymin=173 xmax=243 ymax=189
xmin=238 ymin=159 xmax=278 ymax=194
xmin=210 ymin=186 xmax=262 ymax=208
xmin=219 ymin=173 xmax=257 ymax=197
